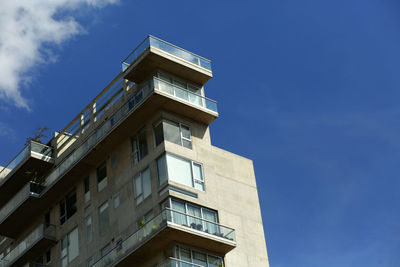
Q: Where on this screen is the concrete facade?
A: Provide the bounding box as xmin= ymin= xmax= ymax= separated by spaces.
xmin=0 ymin=35 xmax=269 ymax=267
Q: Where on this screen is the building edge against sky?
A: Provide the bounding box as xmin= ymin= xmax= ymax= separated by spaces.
xmin=0 ymin=35 xmax=269 ymax=267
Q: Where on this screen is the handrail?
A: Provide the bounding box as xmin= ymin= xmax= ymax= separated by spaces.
xmin=121 ymin=35 xmax=212 ymax=71
xmin=149 ymin=35 xmax=211 ymax=63
xmin=0 ymin=141 xmax=53 ymax=180
xmin=153 ymin=77 xmax=217 ymax=104
xmin=0 ymin=223 xmax=55 ymax=267
xmin=92 ymin=208 xmax=234 ymax=267
xmin=158 ymin=257 xmax=205 ymax=267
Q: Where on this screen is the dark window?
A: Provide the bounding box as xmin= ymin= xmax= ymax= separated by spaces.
xmin=97 ymin=162 xmax=107 ymax=184
xmin=131 ymin=128 xmax=148 ymax=164
xmin=60 ymin=190 xmax=77 ymax=225
xmin=45 ymin=249 xmax=51 ymax=263
xmin=153 ymin=119 xmax=192 ymax=149
xmin=45 ymin=212 xmax=50 ymax=227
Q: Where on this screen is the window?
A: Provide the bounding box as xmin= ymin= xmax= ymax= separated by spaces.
xmin=111 ymin=155 xmax=118 ymax=168
xmin=61 ymin=228 xmax=79 ymax=267
xmin=113 ymin=194 xmax=120 ymax=209
xmin=98 ymin=202 xmax=110 ymax=234
xmin=174 ymin=245 xmax=224 ymax=267
xmin=156 ymin=72 xmax=203 ymax=107
xmin=97 ymin=162 xmax=107 ymax=192
xmin=45 ymin=212 xmax=50 ymax=227
xmin=85 ymin=216 xmax=93 ymax=244
xmin=59 ymin=190 xmax=77 ymax=224
xmin=164 ymin=198 xmax=219 ymax=235
xmin=84 ymin=176 xmax=90 ymax=203
xmin=131 ymin=128 xmax=148 ymax=164
xmin=157 ymin=153 xmax=204 ymax=191
xmin=45 ymin=249 xmax=51 ymax=264
xmin=153 ymin=119 xmax=192 ymax=149
xmin=133 ymin=168 xmax=151 ymax=205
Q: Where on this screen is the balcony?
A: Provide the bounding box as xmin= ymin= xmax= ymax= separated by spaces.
xmin=0 ymin=183 xmax=44 ymax=238
xmin=122 ymin=35 xmax=212 ymax=85
xmin=92 ymin=208 xmax=235 ymax=267
xmin=0 ymin=224 xmax=55 ymax=267
xmin=0 ymin=76 xmax=218 ymax=237
xmin=157 ymin=258 xmax=222 ymax=267
xmin=0 ymin=141 xmax=53 ymax=208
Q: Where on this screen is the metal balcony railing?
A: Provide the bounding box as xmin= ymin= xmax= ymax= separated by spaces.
xmin=92 ymin=208 xmax=234 ymax=267
xmin=0 ymin=76 xmax=218 ymax=229
xmin=0 ymin=182 xmax=44 ymax=224
xmin=122 ymin=35 xmax=212 ymax=71
xmin=0 ymin=141 xmax=53 ymax=180
xmin=0 ymin=224 xmax=55 ymax=267
xmin=157 ymin=258 xmax=216 ymax=267
xmin=153 ymin=77 xmax=217 ymax=113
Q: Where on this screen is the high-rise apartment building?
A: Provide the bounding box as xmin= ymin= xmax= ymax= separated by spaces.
xmin=0 ymin=36 xmax=269 ymax=267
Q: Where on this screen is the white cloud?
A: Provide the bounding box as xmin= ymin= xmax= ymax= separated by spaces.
xmin=0 ymin=0 xmax=118 ymax=110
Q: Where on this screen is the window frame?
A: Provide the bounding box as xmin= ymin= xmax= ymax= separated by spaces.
xmin=98 ymin=201 xmax=110 ymax=234
xmin=84 ymin=176 xmax=90 ymax=203
xmin=131 ymin=127 xmax=148 ymax=165
xmin=133 ymin=167 xmax=152 ymax=205
xmin=156 ymin=153 xmax=205 ymax=191
xmin=97 ymin=161 xmax=107 ymax=192
xmin=59 ymin=189 xmax=77 ymax=225
xmin=60 ymin=227 xmax=79 ymax=267
xmin=174 ymin=244 xmax=224 ymax=267
xmin=153 ymin=118 xmax=192 ymax=149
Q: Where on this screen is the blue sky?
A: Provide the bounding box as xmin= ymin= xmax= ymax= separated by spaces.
xmin=1 ymin=0 xmax=400 ymax=266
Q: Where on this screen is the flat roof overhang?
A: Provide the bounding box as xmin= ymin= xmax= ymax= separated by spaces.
xmin=0 ymin=91 xmax=217 ymax=238
xmin=114 ymin=221 xmax=236 ymax=267
xmin=123 ymin=47 xmax=212 ymax=86
xmin=0 ymin=157 xmax=53 ymax=208
xmin=9 ymin=231 xmax=56 ymax=267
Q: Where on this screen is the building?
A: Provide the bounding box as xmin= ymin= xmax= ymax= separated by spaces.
xmin=0 ymin=35 xmax=269 ymax=267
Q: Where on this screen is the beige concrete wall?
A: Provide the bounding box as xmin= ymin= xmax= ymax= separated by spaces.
xmin=0 ymin=108 xmax=268 ymax=267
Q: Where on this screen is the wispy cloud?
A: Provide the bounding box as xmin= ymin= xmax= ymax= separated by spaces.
xmin=0 ymin=122 xmax=15 ymax=139
xmin=0 ymin=0 xmax=118 ymax=110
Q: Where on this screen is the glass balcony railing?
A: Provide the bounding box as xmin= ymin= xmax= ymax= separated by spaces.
xmin=0 ymin=141 xmax=53 ymax=180
xmin=153 ymin=77 xmax=218 ymax=113
xmin=0 ymin=182 xmax=44 ymax=224
xmin=0 ymin=76 xmax=218 ymax=228
xmin=157 ymin=258 xmax=213 ymax=267
xmin=92 ymin=208 xmax=235 ymax=267
xmin=0 ymin=224 xmax=55 ymax=267
xmin=122 ymin=35 xmax=212 ymax=71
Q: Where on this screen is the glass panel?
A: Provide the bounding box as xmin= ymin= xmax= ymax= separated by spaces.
xmin=68 ymin=228 xmax=79 ymax=261
xmin=203 ymin=209 xmax=218 ymax=235
xmin=171 ymin=200 xmax=187 ymax=226
xmin=163 ymin=120 xmax=181 ymax=145
xmin=138 ymin=130 xmax=148 ymax=159
xmin=157 ymin=155 xmax=168 ymax=185
xmin=166 ymin=154 xmax=192 ymax=187
xmin=97 ymin=162 xmax=107 ymax=183
xmin=99 ymin=202 xmax=109 ymax=233
xmin=180 ymin=248 xmax=191 ymax=263
xmin=193 ymin=251 xmax=207 ymax=267
xmin=208 ymin=255 xmax=224 ymax=267
xmin=142 ymin=168 xmax=151 ymax=199
xmin=181 ymin=125 xmax=191 ymax=140
xmin=153 ymin=121 xmax=164 ymax=146
xmin=187 ymin=205 xmax=202 ymax=230
xmin=86 ymin=216 xmax=93 ymax=244
xmin=192 ymin=163 xmax=203 ymax=181
xmin=182 ymin=139 xmax=192 ymax=149
xmin=134 ymin=174 xmax=142 ymax=198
